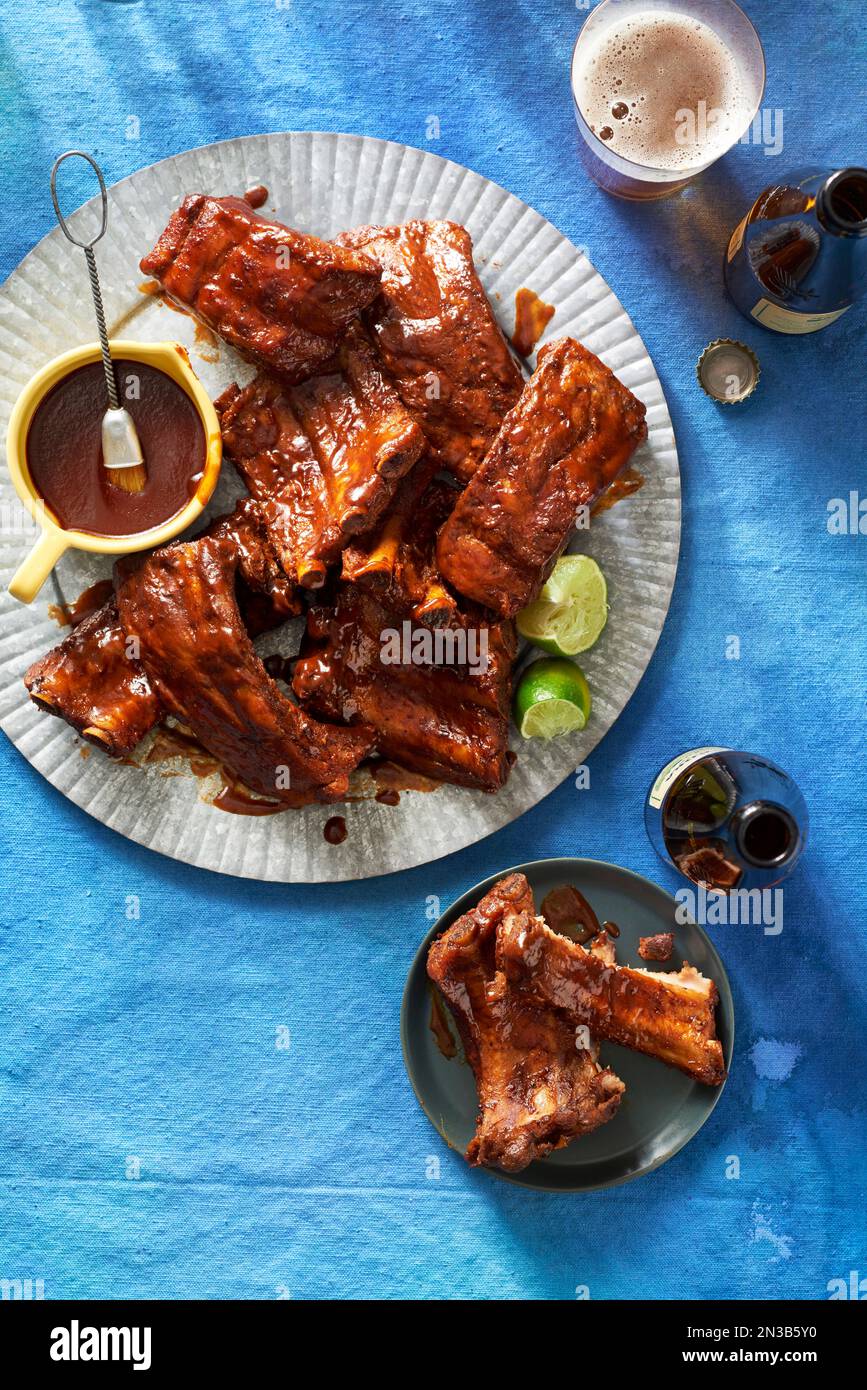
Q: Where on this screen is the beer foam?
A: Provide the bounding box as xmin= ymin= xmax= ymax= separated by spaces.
xmin=572 ymin=10 xmax=753 ymax=171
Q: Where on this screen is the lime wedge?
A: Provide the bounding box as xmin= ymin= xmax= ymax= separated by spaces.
xmin=514 ymin=658 xmax=592 ymax=740
xmin=517 ymin=554 xmax=608 ymax=656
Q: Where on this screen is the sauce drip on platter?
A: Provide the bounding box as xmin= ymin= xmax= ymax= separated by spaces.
xmin=323 ymin=815 xmax=348 ymax=845
xmin=145 ymin=728 xmax=283 ymax=814
xmin=368 ymin=759 xmax=440 ymax=795
xmin=592 ymin=465 xmax=644 ymax=514
xmin=511 ymin=287 xmax=555 ymax=358
xmin=48 ymin=578 xmax=114 ymax=628
xmin=242 ymin=185 xmax=269 ymax=209
xmin=213 ymin=783 xmax=284 ymax=816
xmin=375 ymin=787 xmax=400 ymax=806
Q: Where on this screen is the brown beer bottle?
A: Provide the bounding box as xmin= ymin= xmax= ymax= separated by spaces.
xmin=645 ymin=748 xmax=808 ymax=893
xmin=724 ymin=167 xmax=867 ymax=333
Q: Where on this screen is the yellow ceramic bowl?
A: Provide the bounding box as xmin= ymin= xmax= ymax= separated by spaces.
xmin=7 ymin=340 xmax=222 ymax=604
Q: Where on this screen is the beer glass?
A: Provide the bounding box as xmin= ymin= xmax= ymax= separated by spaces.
xmin=571 ymin=0 xmax=765 ymax=200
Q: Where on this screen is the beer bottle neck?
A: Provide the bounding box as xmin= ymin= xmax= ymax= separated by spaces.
xmin=817 ymin=168 xmax=867 ymax=238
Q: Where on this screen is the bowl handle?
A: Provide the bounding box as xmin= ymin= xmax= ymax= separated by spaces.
xmin=8 ymin=530 xmax=70 ymax=604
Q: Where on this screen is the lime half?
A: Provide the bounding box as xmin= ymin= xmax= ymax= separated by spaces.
xmin=517 ymin=554 xmax=608 ymax=656
xmin=514 ymin=658 xmax=592 ymax=740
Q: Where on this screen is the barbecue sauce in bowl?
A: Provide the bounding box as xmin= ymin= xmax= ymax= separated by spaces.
xmin=26 ymin=359 xmax=206 ymax=537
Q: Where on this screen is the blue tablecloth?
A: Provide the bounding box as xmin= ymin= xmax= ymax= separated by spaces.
xmin=1 ymin=0 xmax=865 ymax=1301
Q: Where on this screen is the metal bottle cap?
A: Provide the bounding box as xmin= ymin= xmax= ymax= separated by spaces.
xmin=696 ymin=339 xmax=761 ymax=404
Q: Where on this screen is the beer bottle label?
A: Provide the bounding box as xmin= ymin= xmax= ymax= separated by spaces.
xmin=726 ymin=213 xmax=749 ymax=261
xmin=647 ymin=746 xmax=727 ymax=811
xmin=749 ymin=299 xmax=851 ymax=333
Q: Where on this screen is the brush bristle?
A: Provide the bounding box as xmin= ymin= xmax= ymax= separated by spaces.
xmin=107 ymin=463 xmax=148 ymax=494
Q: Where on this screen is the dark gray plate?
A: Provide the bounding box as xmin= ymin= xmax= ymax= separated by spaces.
xmin=401 ymin=857 xmax=734 ymax=1192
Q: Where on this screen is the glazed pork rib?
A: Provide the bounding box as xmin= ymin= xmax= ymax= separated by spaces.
xmin=24 ymin=500 xmax=302 ymax=759
xmin=294 ymin=454 xmax=516 ymax=792
xmin=498 ymin=911 xmax=726 ymax=1086
xmin=116 ymin=532 xmax=373 ymax=803
xmin=341 ymin=466 xmax=459 ymax=626
xmin=437 ymin=338 xmax=648 ymax=616
xmin=293 ymin=584 xmax=516 ymax=791
xmin=335 ymin=220 xmax=524 ymax=482
xmin=140 ymin=195 xmax=382 ymax=383
xmin=218 ymin=325 xmax=425 ymax=588
xmin=293 ymin=454 xmax=515 ymax=792
xmin=24 ymin=601 xmax=160 ymax=757
xmin=427 ymin=873 xmax=625 ymax=1172
xmin=207 ymin=497 xmax=303 ymax=635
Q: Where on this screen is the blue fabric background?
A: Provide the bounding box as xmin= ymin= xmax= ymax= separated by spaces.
xmin=1 ymin=0 xmax=865 ymax=1301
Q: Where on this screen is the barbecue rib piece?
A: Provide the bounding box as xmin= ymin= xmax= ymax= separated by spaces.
xmin=335 ymin=220 xmax=524 ymax=482
xmin=293 ymin=584 xmax=516 ymax=791
xmin=207 ymin=496 xmax=302 ymax=634
xmin=341 ymin=465 xmax=459 ymax=626
xmin=218 ymin=326 xmax=425 ymax=588
xmin=427 ymin=874 xmax=625 ymax=1172
xmin=24 ymin=601 xmax=160 ymax=757
xmin=437 ymin=338 xmax=648 ymax=616
xmin=498 ymin=911 xmax=726 ymax=1086
xmin=297 ymin=461 xmax=514 ymax=790
xmin=24 ymin=500 xmax=302 ymax=760
xmin=116 ymin=532 xmax=373 ymax=803
xmin=141 ymin=195 xmax=381 ymax=383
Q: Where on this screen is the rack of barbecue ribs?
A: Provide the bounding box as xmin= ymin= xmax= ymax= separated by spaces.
xmin=437 ymin=338 xmax=649 ymax=616
xmin=334 ymin=220 xmax=524 ymax=481
xmin=140 ymin=196 xmax=382 ymax=383
xmin=217 ymin=325 xmax=425 ymax=588
xmin=427 ymin=874 xmax=625 ymax=1172
xmin=115 ymin=530 xmax=373 ymax=804
xmin=498 ymin=909 xmax=726 ymax=1086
